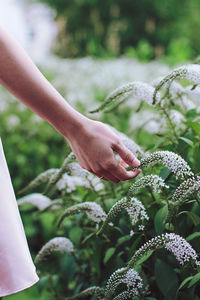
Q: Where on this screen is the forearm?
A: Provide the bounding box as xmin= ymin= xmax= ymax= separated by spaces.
xmin=0 ymin=26 xmax=88 ymax=139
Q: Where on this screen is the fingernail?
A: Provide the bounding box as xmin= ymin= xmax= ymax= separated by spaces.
xmin=133 ymin=158 xmax=140 ymax=167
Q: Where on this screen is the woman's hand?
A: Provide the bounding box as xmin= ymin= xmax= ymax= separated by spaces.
xmin=65 ymin=118 xmax=141 ymax=184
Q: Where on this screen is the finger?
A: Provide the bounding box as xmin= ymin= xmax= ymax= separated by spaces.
xmin=111 ymin=163 xmax=141 ymax=181
xmin=112 ymin=142 xmax=140 ymax=168
xmin=119 ymin=158 xmax=129 ymax=168
xmin=96 ymin=170 xmax=120 ymax=184
xmin=89 ymin=170 xmax=118 ymax=183
xmin=101 ymin=172 xmax=120 ymax=184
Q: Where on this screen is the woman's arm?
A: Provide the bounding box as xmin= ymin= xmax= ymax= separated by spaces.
xmin=0 ymin=26 xmax=140 ymax=183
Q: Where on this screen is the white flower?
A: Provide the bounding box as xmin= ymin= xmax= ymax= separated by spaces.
xmin=164 ymin=233 xmax=200 ymax=266
xmin=121 ymin=268 xmax=143 ymax=290
xmin=128 ymin=175 xmax=169 ymax=196
xmin=90 ymin=81 xmax=161 ymax=112
xmin=138 ymin=225 xmax=145 ymax=231
xmin=83 ymin=202 xmax=107 ymax=223
xmin=125 ymin=197 xmax=149 ymax=225
xmin=7 ymin=114 xmax=20 ymax=128
xmin=105 ymin=267 xmax=143 ymax=299
xmin=153 ymin=64 xmax=200 ymax=104
xmin=58 ymin=202 xmax=106 ymax=226
xmin=141 ymin=151 xmax=193 ymax=180
xmin=170 ymin=110 xmax=186 ymax=126
xmin=56 ymin=173 xmax=84 ymax=192
xmin=35 ymin=237 xmax=74 ymax=265
xmin=67 ymin=162 xmax=104 ymax=191
xmin=17 ymin=193 xmax=52 ymax=210
xmin=128 ymin=233 xmax=200 ymax=267
xmin=184 ymin=64 xmax=200 ymax=84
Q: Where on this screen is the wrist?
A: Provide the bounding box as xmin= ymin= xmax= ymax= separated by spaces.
xmin=52 ymin=101 xmax=91 ymax=141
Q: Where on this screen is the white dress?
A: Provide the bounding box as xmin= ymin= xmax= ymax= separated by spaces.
xmin=0 ymin=137 xmax=39 ymax=297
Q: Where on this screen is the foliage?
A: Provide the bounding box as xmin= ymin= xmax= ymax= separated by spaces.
xmin=11 ymin=59 xmax=200 ymax=299
xmin=34 ymin=0 xmax=200 ymax=61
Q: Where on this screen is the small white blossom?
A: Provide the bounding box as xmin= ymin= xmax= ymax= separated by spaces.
xmin=7 ymin=114 xmax=20 ymax=128
xmin=138 ymin=225 xmax=145 ymax=231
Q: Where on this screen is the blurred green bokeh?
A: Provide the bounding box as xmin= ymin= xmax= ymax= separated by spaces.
xmin=35 ymin=0 xmax=200 ymax=63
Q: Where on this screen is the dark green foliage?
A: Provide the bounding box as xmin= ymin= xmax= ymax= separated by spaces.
xmin=35 ymin=0 xmax=200 ymax=60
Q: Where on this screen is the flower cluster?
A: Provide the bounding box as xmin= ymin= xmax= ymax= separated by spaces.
xmin=35 ymin=237 xmax=74 ymax=265
xmin=128 ymin=175 xmax=169 ymax=198
xmin=90 ymin=81 xmax=161 ymax=113
xmin=105 ymin=267 xmax=127 ymax=298
xmin=18 ymin=168 xmax=59 ymax=195
xmin=128 ymin=233 xmax=200 ymax=268
xmin=164 ymin=233 xmax=200 ymax=266
xmin=98 ymin=196 xmax=148 ymax=235
xmin=166 ymin=176 xmax=200 ymax=223
xmin=67 ymin=162 xmax=104 ymax=191
xmin=57 ymin=202 xmax=106 ymax=227
xmin=17 ymin=193 xmax=52 ymax=211
xmin=67 ymin=286 xmax=104 ymax=300
xmin=121 ymin=268 xmax=143 ymax=289
xmin=44 ymin=152 xmax=76 ymax=195
xmin=171 ymin=176 xmax=199 ymax=203
xmin=125 ymin=197 xmax=149 ymax=225
xmin=153 ymin=64 xmax=200 ymax=104
xmin=140 ymin=151 xmax=194 ymax=180
xmin=105 ymin=267 xmax=143 ymax=299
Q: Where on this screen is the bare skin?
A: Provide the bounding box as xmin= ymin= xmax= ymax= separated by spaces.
xmin=0 ymin=26 xmax=141 ymax=183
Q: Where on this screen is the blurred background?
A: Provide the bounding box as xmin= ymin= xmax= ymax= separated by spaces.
xmin=1 ymin=0 xmax=200 ymax=299
xmin=1 ymin=0 xmax=200 ymax=63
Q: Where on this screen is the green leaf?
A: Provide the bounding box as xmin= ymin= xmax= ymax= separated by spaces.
xmin=104 ymin=248 xmax=116 ymax=264
xmin=116 ymin=235 xmax=130 ymax=247
xmin=69 ymin=227 xmax=83 ymax=244
xmin=179 ymin=137 xmax=194 ymax=147
xmin=159 ymin=167 xmax=171 ymax=180
xmin=180 ymin=211 xmax=200 ymax=226
xmin=134 ymin=250 xmax=153 ymax=267
xmin=154 ymin=205 xmax=168 ymax=234
xmin=185 ymin=121 xmax=200 ymax=135
xmin=81 ymin=232 xmax=96 ymax=245
xmin=188 ymin=273 xmax=200 ymax=288
xmin=155 ymin=259 xmax=179 ymax=300
xmin=186 ymin=232 xmax=200 ymax=241
xmin=177 ymin=276 xmax=193 ymax=291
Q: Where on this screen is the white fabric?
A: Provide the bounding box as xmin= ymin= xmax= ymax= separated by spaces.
xmin=0 ymin=137 xmax=39 ymax=297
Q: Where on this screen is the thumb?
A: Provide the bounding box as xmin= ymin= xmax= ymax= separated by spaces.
xmin=112 ymin=142 xmax=140 ymax=168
